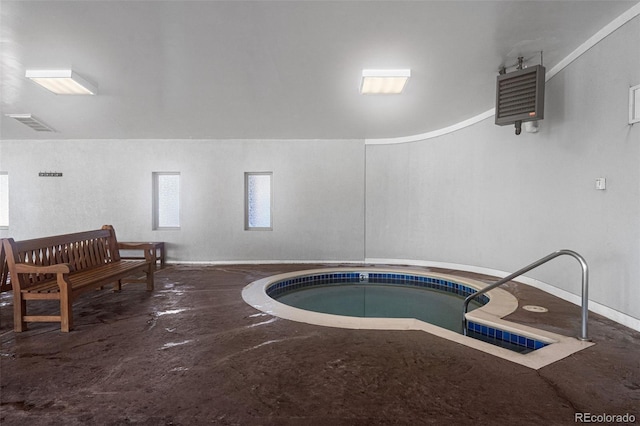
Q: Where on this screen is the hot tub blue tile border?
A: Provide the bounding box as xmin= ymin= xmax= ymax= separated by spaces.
xmin=266 ymin=272 xmax=490 ymax=304
xmin=466 ymin=320 xmax=548 ymax=350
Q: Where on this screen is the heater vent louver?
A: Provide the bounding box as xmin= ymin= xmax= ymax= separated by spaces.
xmin=5 ymin=114 xmax=55 ymax=132
xmin=495 ymin=65 xmax=545 ymax=126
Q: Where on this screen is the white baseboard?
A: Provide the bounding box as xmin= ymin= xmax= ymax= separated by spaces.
xmin=168 ymin=259 xmax=365 ymax=265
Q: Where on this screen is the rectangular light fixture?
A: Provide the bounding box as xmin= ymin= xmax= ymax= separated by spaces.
xmin=6 ymin=114 xmax=55 ymax=132
xmin=361 ymin=69 xmax=411 ymax=94
xmin=25 ymin=69 xmax=97 ymax=95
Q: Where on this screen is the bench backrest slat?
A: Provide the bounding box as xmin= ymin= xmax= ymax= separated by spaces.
xmin=0 ymin=240 xmax=10 ymax=292
xmin=12 ymin=229 xmax=112 ymax=252
xmin=3 ymin=226 xmax=120 ymax=291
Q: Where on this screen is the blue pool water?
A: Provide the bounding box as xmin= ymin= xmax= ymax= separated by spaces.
xmin=276 ymin=284 xmax=480 ymax=333
xmin=267 ymin=271 xmax=548 ymax=354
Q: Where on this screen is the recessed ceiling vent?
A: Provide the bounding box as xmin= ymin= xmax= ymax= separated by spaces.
xmin=6 ymin=114 xmax=55 ymax=132
xmin=495 ymin=61 xmax=545 ymax=135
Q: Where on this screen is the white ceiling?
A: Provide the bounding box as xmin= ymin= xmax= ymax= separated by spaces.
xmin=1 ymin=0 xmax=637 ymax=141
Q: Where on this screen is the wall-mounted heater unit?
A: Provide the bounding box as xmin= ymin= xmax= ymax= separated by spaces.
xmin=495 ymin=64 xmax=545 ymax=135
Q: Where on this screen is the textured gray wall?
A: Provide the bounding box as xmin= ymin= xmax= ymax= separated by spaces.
xmin=0 ymin=139 xmax=366 ymax=262
xmin=365 ymin=17 xmax=640 ymax=320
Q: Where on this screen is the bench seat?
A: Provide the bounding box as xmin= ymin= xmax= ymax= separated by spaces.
xmin=18 ymin=260 xmax=150 ymax=295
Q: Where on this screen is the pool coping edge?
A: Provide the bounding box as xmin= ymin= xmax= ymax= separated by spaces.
xmin=241 ymin=267 xmax=595 ymax=370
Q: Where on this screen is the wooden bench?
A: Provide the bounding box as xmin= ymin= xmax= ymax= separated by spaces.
xmin=2 ymin=225 xmax=154 ymax=332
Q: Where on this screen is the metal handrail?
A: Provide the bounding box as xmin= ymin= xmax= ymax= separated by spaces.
xmin=462 ymin=249 xmax=590 ymax=341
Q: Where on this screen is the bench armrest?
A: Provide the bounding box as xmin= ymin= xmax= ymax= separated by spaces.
xmin=117 ymin=242 xmax=154 ymax=263
xmin=15 ymin=263 xmax=71 ymax=274
xmin=12 ymin=262 xmax=73 ymax=297
xmin=118 ymin=242 xmax=153 ymax=250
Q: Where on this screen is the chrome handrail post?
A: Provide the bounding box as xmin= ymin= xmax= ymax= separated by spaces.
xmin=462 ymin=249 xmax=590 ymax=341
xmin=573 ymin=251 xmax=590 ymax=341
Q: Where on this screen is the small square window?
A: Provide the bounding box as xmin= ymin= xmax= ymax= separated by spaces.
xmin=245 ymin=172 xmax=272 ymax=230
xmin=153 ymin=172 xmax=180 ymax=230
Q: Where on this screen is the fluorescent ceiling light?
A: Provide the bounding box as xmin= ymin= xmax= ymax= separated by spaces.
xmin=25 ymin=69 xmax=97 ymax=95
xmin=361 ymin=69 xmax=411 ymax=94
xmin=6 ymin=114 xmax=55 ymax=132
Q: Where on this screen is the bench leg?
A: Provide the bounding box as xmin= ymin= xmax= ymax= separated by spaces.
xmin=159 ymin=244 xmax=165 ymax=269
xmin=147 ymin=248 xmax=158 ymax=271
xmin=59 ymin=285 xmax=73 ymax=333
xmin=13 ymin=293 xmax=27 ymax=332
xmin=146 ymin=265 xmax=154 ymax=291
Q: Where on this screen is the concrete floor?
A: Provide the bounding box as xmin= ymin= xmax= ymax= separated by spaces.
xmin=1 ymin=264 xmax=639 ymax=425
